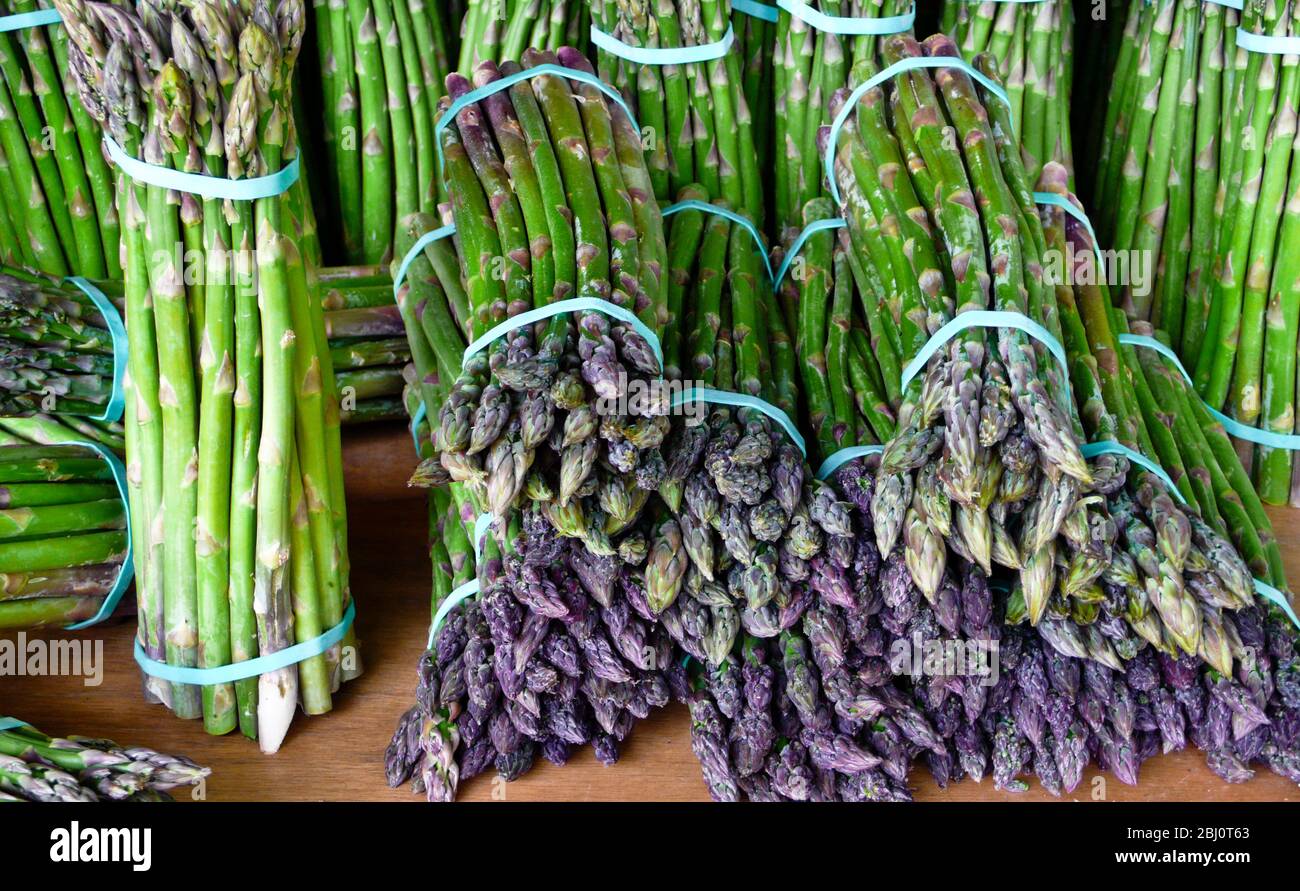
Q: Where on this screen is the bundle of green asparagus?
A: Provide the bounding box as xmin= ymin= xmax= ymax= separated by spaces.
xmin=0 ymin=0 xmax=119 ymax=277
xmin=587 ymin=0 xmax=765 ymax=220
xmin=56 ymin=0 xmax=356 ymax=752
xmin=774 ymin=0 xmax=914 ymax=234
xmin=311 ymin=0 xmax=454 ymax=264
xmin=813 ymin=32 xmax=1288 ymax=672
xmin=1093 ymin=1 xmax=1300 ymax=506
xmin=0 ymin=443 xmax=128 ymax=630
xmin=316 ymin=265 xmax=409 ymax=424
xmin=0 ymin=272 xmax=121 ymax=420
xmin=0 ymin=718 xmax=209 ymax=801
xmin=941 ymin=0 xmax=1074 ymax=185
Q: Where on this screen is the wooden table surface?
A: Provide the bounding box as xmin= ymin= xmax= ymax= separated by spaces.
xmin=3 ymin=424 xmax=1298 ymax=802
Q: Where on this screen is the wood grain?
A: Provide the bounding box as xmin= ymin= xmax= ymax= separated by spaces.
xmin=2 ymin=424 xmax=1297 ymax=802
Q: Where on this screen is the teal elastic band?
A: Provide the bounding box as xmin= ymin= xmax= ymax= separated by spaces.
xmin=437 ymin=65 xmax=640 ymax=178
xmin=63 ymin=276 xmax=126 ymax=424
xmin=0 ymin=8 xmax=59 ymax=30
xmin=672 ymin=386 xmax=806 ymax=456
xmin=1207 ymin=0 xmax=1243 ymax=9
xmin=427 ymin=513 xmax=494 ymax=647
xmin=777 ymin=0 xmax=916 ymax=35
xmin=392 ymin=223 xmax=457 ymax=298
xmin=1253 ymin=578 xmax=1300 ymax=630
xmin=462 ymin=296 xmax=665 ymax=374
xmin=0 ymin=717 xmax=28 ymax=731
xmin=1236 ymin=26 xmax=1300 ymax=55
xmin=1033 ymin=191 xmax=1105 ymax=272
xmin=1080 ymin=440 xmax=1189 ymax=507
xmin=899 ymin=310 xmax=1071 ymax=400
xmin=734 ymin=0 xmax=780 ymax=21
xmin=134 ymin=601 xmax=355 ymax=686
xmin=816 ymin=444 xmax=884 ymax=481
xmin=409 ymin=400 xmax=428 ymax=454
xmin=774 ymin=218 xmax=847 ymax=289
xmin=62 ymin=441 xmax=134 ymax=630
xmin=1118 ymin=333 xmax=1300 ymax=450
xmin=103 ymin=135 xmax=300 ymax=200
xmin=662 ymin=199 xmax=773 ymax=281
xmin=826 ymin=55 xmax=1012 ymax=206
xmin=590 ymin=21 xmax=736 ymax=65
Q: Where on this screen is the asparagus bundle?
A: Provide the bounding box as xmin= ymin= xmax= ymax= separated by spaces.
xmin=57 ymin=0 xmax=356 ymax=752
xmin=587 ymin=0 xmax=764 ymax=221
xmin=773 ymin=0 xmax=914 ymax=233
xmin=0 ymin=0 xmax=119 ymax=277
xmin=1092 ymin=1 xmax=1300 ymax=505
xmin=0 ymin=272 xmax=121 ymax=420
xmin=0 ymin=443 xmax=127 ymax=630
xmin=316 ymin=265 xmax=409 ymax=424
xmin=311 ymin=0 xmax=454 ymax=264
xmin=0 ymin=719 xmax=210 ymax=801
xmin=941 ymin=0 xmax=1074 ymax=185
xmin=811 ymin=34 xmax=1294 ymax=678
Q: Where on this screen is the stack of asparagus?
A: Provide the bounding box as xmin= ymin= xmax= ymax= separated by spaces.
xmin=0 ymin=411 xmax=124 ymax=454
xmin=587 ymin=0 xmax=765 ymax=220
xmin=0 ymin=0 xmax=119 ymax=277
xmin=0 ymin=272 xmax=120 ymax=421
xmin=1093 ymin=1 xmax=1300 ymax=506
xmin=311 ymin=0 xmax=455 ymax=264
xmin=774 ymin=0 xmax=914 ymax=233
xmin=56 ymin=0 xmax=356 ymax=753
xmin=0 ymin=443 xmax=127 ymax=629
xmin=0 ymin=719 xmax=210 ymax=801
xmin=764 ymin=31 xmax=1300 ymax=795
xmin=316 ymin=265 xmax=409 ymax=424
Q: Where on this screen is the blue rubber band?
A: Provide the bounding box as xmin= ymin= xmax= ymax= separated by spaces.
xmin=774 ymin=218 xmax=847 ymax=289
xmin=899 ymin=310 xmax=1071 ymax=400
xmin=437 ymin=65 xmax=641 ymax=178
xmin=63 ymin=277 xmax=125 ymax=424
xmin=1236 ymin=26 xmax=1300 ymax=55
xmin=463 ymin=296 xmax=665 ymax=374
xmin=0 ymin=8 xmax=59 ymax=31
xmin=103 ymin=135 xmax=300 ymax=200
xmin=1117 ymin=333 xmax=1300 ymax=451
xmin=409 ymin=400 xmax=428 ymax=454
xmin=1080 ymin=440 xmax=1189 ymax=507
xmin=1033 ymin=191 xmax=1106 ymax=272
xmin=816 ymin=444 xmax=884 ymax=481
xmin=60 ymin=441 xmax=134 ymax=630
xmin=0 ymin=717 xmax=28 ymax=731
xmin=778 ymin=0 xmax=916 ymax=35
xmin=662 ymin=199 xmax=773 ymax=282
xmin=826 ymin=55 xmax=1012 ymax=205
xmin=733 ymin=0 xmax=780 ymax=21
xmin=1253 ymin=578 xmax=1300 ymax=630
xmin=392 ymin=223 xmax=457 ymax=298
xmin=1207 ymin=0 xmax=1243 ymax=9
xmin=134 ymin=601 xmax=355 ymax=686
xmin=590 ymin=22 xmax=736 ymax=65
xmin=427 ymin=513 xmax=493 ymax=647
xmin=672 ymin=386 xmax=806 ymax=456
